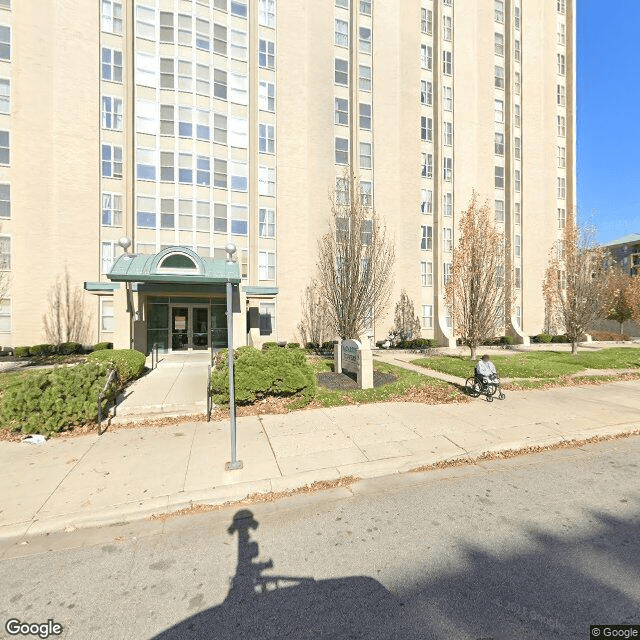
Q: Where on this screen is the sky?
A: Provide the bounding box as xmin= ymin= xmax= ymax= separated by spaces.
xmin=577 ymin=1 xmax=640 ymax=244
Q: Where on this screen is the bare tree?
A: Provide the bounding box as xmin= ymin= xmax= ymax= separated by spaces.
xmin=316 ymin=171 xmax=395 ymax=340
xmin=605 ymin=267 xmax=634 ymax=334
xmin=43 ymin=268 xmax=93 ymax=345
xmin=444 ymin=192 xmax=508 ymax=360
xmin=543 ymin=215 xmax=612 ymax=355
xmin=391 ymin=289 xmax=421 ymax=344
xmin=297 ymin=279 xmax=335 ymax=347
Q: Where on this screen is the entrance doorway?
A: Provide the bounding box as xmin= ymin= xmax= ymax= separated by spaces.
xmin=171 ymin=305 xmax=210 ymax=351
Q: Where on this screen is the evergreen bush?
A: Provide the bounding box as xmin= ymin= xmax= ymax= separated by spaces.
xmin=87 ymin=349 xmax=146 ymax=382
xmin=58 ymin=342 xmax=83 ymax=355
xmin=14 ymin=346 xmax=30 ymax=357
xmin=537 ymin=333 xmax=553 ymax=343
xmin=29 ymin=344 xmax=56 ymax=356
xmin=93 ymin=341 xmax=113 ymax=351
xmin=261 ymin=341 xmax=279 ymax=350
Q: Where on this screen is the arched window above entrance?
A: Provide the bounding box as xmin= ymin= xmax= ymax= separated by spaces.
xmin=157 ymin=253 xmax=200 ymax=274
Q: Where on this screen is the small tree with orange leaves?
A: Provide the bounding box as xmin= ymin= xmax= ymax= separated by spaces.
xmin=543 ymin=216 xmax=612 ymax=355
xmin=444 ymin=193 xmax=508 ymax=360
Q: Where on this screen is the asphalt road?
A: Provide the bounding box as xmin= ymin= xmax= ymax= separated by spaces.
xmin=1 ymin=436 xmax=639 ymax=640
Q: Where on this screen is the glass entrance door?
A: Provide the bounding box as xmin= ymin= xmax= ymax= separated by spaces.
xmin=192 ymin=306 xmax=209 ymax=350
xmin=171 ymin=306 xmax=189 ymax=351
xmin=170 ymin=305 xmax=210 ymax=351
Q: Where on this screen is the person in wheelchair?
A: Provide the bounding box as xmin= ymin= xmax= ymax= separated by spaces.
xmin=475 ymin=354 xmax=498 ymax=389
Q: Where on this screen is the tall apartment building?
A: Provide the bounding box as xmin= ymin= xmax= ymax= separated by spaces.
xmin=0 ymin=0 xmax=575 ymax=352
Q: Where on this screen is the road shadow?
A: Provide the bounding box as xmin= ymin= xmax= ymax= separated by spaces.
xmin=152 ymin=509 xmax=406 ymax=639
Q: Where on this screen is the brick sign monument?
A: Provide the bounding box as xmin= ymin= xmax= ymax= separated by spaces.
xmin=334 ymin=338 xmax=374 ymax=389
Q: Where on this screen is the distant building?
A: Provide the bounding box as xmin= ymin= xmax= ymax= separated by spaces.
xmin=605 ymin=234 xmax=640 ymax=276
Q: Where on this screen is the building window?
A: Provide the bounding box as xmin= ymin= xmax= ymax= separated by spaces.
xmin=259 ymin=208 xmax=275 ymax=237
xmin=231 ymin=205 xmax=248 ymax=235
xmin=160 ymin=199 xmax=174 ymax=229
xmin=229 ymin=116 xmax=248 ymax=148
xmin=335 ymin=137 xmax=349 ymax=164
xmin=230 ymin=0 xmax=248 ymax=18
xmin=495 ymin=32 xmax=504 ymax=56
xmin=421 ymin=116 xmax=432 ymax=142
xmin=101 ymin=96 xmax=123 ymax=131
xmin=160 ymin=105 xmax=175 ymax=135
xmin=557 ymin=208 xmax=566 ymax=229
xmin=495 ymin=199 xmax=504 ymax=222
xmin=421 ymin=262 xmax=433 ymax=287
xmin=259 ymin=81 xmax=275 ymax=112
xmin=495 ymin=0 xmax=504 ymax=23
xmin=443 ymin=228 xmax=453 ymax=252
xmin=514 ymin=202 xmax=521 ymax=225
xmin=0 ymin=183 xmax=8 ymax=218
xmin=0 ymin=78 xmax=8 ymax=117
xmin=136 ymin=5 xmax=156 ymax=40
xmin=197 ymin=156 xmax=211 ymax=186
xmin=259 ymin=166 xmax=276 ymax=196
xmin=360 ymin=0 xmax=371 ymax=15
xmin=443 ymin=0 xmax=452 ymax=5
xmin=515 ymin=268 xmax=521 ymax=289
xmin=557 ymin=0 xmax=565 ymax=14
xmin=160 ymin=152 xmax=174 ymax=181
xmin=335 ymin=18 xmax=348 ymax=47
xmin=360 ymin=141 xmax=372 ymax=169
xmin=101 ymin=144 xmax=122 ymax=178
xmin=558 ymin=22 xmax=566 ymax=45
xmin=515 ymin=137 xmax=521 ymax=160
xmin=136 ymin=195 xmax=155 ymax=228
xmin=100 ymin=299 xmax=115 ymax=332
xmin=360 ymin=182 xmax=373 ymax=207
xmin=557 ymin=84 xmax=566 ymax=106
xmin=214 ymin=24 xmax=227 ymax=55
xmin=177 ymin=153 xmax=191 ymax=183
xmin=494 ymin=132 xmax=504 ymax=156
xmin=442 ymin=51 xmax=453 ymax=75
xmin=0 ymin=297 xmax=10 ymax=332
xmin=421 ymin=44 xmax=432 ymax=71
xmin=178 ymin=59 xmax=192 ymax=91
xmin=515 ymin=169 xmax=521 ymax=193
xmin=102 ymin=0 xmax=123 ymax=34
xmin=515 ymin=235 xmax=521 ymax=258
xmin=259 ymin=0 xmax=276 ymax=27
xmin=421 ymin=225 xmax=433 ymax=250
xmin=557 ymin=53 xmax=565 ymax=76
xmin=443 ymin=192 xmax=453 ymax=217
xmin=421 ymin=189 xmax=432 ymax=214
xmin=515 ymin=4 xmax=521 ymax=29
xmin=495 ymin=166 xmax=504 ymax=189
xmin=259 ymin=251 xmax=276 ymax=280
xmin=558 ymin=146 xmax=566 ymax=168
xmin=443 ymin=122 xmax=453 ymax=146
xmin=230 ymin=72 xmax=248 ymax=105
xmin=212 ymin=68 xmax=227 ymax=99
xmin=101 ymin=242 xmax=116 ymax=274
xmin=335 ymin=58 xmax=349 ymax=85
xmin=259 ymin=302 xmax=275 ymax=336
xmin=420 ymin=80 xmax=432 ymax=106
xmin=136 ymin=100 xmax=158 ymax=134
xmin=421 ymin=8 xmax=432 ymax=35
xmin=443 ymin=86 xmax=453 ymax=111
xmin=422 ymin=305 xmax=433 ymax=329
xmin=443 ymin=262 xmax=452 ymax=285
xmin=359 ymin=27 xmax=372 ymax=54
xmin=259 ymin=123 xmax=275 ymax=153
xmin=443 ymin=157 xmax=452 ymax=182
xmin=214 ymin=159 xmax=227 ymax=188
xmin=177 ymin=13 xmax=192 ymax=46
xmin=259 ymin=39 xmax=275 ymax=69
xmin=557 ymin=115 xmax=566 ymax=137
xmin=421 ymin=152 xmax=433 ymax=178
xmin=160 ymin=58 xmax=174 ymax=89
xmin=359 ymin=103 xmax=372 ymax=130
xmin=514 ymin=103 xmax=521 ymax=127
xmin=494 ymin=98 xmax=504 ymax=122
xmin=213 ymin=114 xmax=227 ymax=144
xmin=159 ymin=11 xmax=174 ymax=42
xmin=336 ymin=177 xmax=350 ymax=204
xmin=557 ymin=177 xmax=566 ymax=199
xmin=514 ymin=40 xmax=521 ymax=61
xmin=0 ymin=235 xmax=9 ymax=269
xmin=443 ymin=15 xmax=452 ymax=41
xmin=495 ymin=65 xmax=504 ymax=89
xmin=101 ymin=47 xmax=123 ymax=82
xmin=334 ymin=98 xmax=348 ymax=126
xmin=359 ymin=64 xmax=371 ymax=91
xmin=136 ymin=148 xmax=156 ymax=181
xmin=229 ymin=161 xmax=246 ymax=191
xmin=102 ymin=193 xmax=123 ymax=226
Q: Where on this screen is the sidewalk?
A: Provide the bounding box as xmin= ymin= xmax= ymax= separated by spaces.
xmin=1 ymin=378 xmax=640 ymax=545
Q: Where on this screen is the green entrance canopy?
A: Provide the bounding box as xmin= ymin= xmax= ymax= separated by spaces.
xmin=106 ymin=246 xmax=241 ymax=285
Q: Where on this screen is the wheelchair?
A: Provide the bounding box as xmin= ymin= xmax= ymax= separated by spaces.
xmin=465 ymin=372 xmax=505 ymax=402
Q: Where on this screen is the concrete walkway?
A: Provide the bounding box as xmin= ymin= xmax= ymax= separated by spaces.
xmin=1 ymin=378 xmax=640 ymax=546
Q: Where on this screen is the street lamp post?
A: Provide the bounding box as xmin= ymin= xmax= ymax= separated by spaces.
xmin=225 ymin=243 xmax=243 ymax=471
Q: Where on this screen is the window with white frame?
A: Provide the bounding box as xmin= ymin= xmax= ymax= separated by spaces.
xmin=557 ymin=84 xmax=566 ymax=106
xmin=102 ymin=47 xmax=123 ymax=82
xmin=515 ymin=235 xmax=521 ymax=258
xmin=515 ymin=169 xmax=521 ymax=193
xmin=514 ymin=103 xmax=521 ymax=127
xmin=0 ymin=25 xmax=8 ymax=62
xmin=557 ymin=115 xmax=566 ymax=137
xmin=335 ymin=18 xmax=348 ymax=47
xmin=101 ymin=298 xmax=115 ymax=332
xmin=421 ymin=189 xmax=432 ymax=213
xmin=443 ymin=192 xmax=452 ymax=217
xmin=421 ymin=8 xmax=432 ymax=35
xmin=421 ymin=225 xmax=432 ymax=250
xmin=557 ymin=177 xmax=566 ymax=199
xmin=230 ymin=29 xmax=248 ymax=60
xmin=160 ymin=105 xmax=174 ymax=135
xmin=421 ymin=116 xmax=432 ymax=142
xmin=442 ymin=51 xmax=453 ymax=75
xmin=136 ymin=195 xmax=155 ymax=228
xmin=360 ymin=141 xmax=372 ymax=169
xmin=335 ymin=58 xmax=349 ymax=85
xmin=160 ymin=199 xmax=174 ymax=229
xmin=359 ymin=64 xmax=371 ymax=91
xmin=495 ymin=65 xmax=504 ymax=89
xmin=0 ymin=183 xmax=9 ymax=218
xmin=443 ymin=86 xmax=453 ymax=111
xmin=136 ymin=52 xmax=157 ymax=87
xmin=557 ymin=53 xmax=565 ymax=76
xmin=159 ymin=11 xmax=174 ymax=43
xmin=443 ymin=122 xmax=453 ymax=146
xmin=229 ymin=116 xmax=248 ymax=147
xmin=178 ymin=59 xmax=192 ymax=91
xmin=515 ymin=3 xmax=521 ymax=29
xmin=443 ymin=157 xmax=452 ymax=181
xmin=557 ymin=207 xmax=566 ymax=229
xmin=259 ymin=123 xmax=275 ymax=153
xmin=421 ymin=80 xmax=432 ymax=106
xmin=359 ymin=103 xmax=371 ymax=129
xmin=443 ymin=228 xmax=453 ymax=252
xmin=515 ymin=268 xmax=521 ymax=289
xmin=360 ymin=181 xmax=372 ymax=206
xmin=137 ymin=148 xmax=156 ymax=180
xmin=360 ymin=0 xmax=371 ymax=15
xmin=214 ymin=23 xmax=227 ymax=55
xmin=422 ymin=305 xmax=433 ymax=329
xmin=557 ymin=0 xmax=565 ymax=14
xmin=101 ymin=242 xmax=116 ymax=274
xmin=178 ymin=153 xmax=192 ymax=183
xmin=259 ymin=208 xmax=275 ymax=237
xmin=197 ymin=156 xmax=210 ymax=186
xmin=494 ymin=99 xmax=504 ymax=123
xmin=359 ymin=27 xmax=371 ymax=54
xmin=231 ymin=205 xmax=248 ymax=235
xmin=0 ymin=78 xmax=8 ymax=114
xmin=515 ymin=136 xmax=521 ymax=159
xmin=213 ymin=202 xmax=226 ymax=232
xmin=495 ymin=32 xmax=504 ymax=56
xmin=0 ymin=297 xmax=10 ymax=332
xmin=443 ymin=0 xmax=452 ymax=5
xmin=101 ymin=144 xmax=122 ymax=178
xmin=443 ymin=262 xmax=452 ymax=285
xmin=495 ymin=166 xmax=504 ymax=189
xmin=335 ymin=97 xmax=348 ymax=125
xmin=335 ymin=137 xmax=348 ymax=164
xmin=259 ymin=166 xmax=276 ymax=196
xmin=514 ymin=40 xmax=521 ymax=61
xmin=558 ymin=22 xmax=565 ymax=45
xmin=230 ymin=72 xmax=248 ymax=104
xmin=495 ymin=199 xmax=504 ymax=222
xmin=177 ymin=13 xmax=192 ymax=46
xmin=495 ymin=131 xmax=504 ymax=156
xmin=0 ymin=235 xmax=9 ymax=269
xmin=420 ymin=44 xmax=432 ymax=71
xmin=514 ymin=202 xmax=521 ymax=225
xmin=421 ymin=262 xmax=433 ymax=286
xmin=214 ymin=114 xmax=227 ymax=144
xmin=230 ymin=161 xmax=247 ymax=191
xmin=231 ymin=0 xmax=248 ymax=18
xmin=102 ymin=0 xmax=123 ymax=34
xmin=514 ymin=71 xmax=521 ymax=94
xmin=443 ymin=15 xmax=452 ymax=41
xmin=214 ymin=159 xmax=227 ymax=188
xmin=102 ymin=193 xmax=122 ymax=226
xmin=259 ymin=81 xmax=275 ymax=111
xmin=421 ymin=152 xmax=433 ymax=178
xmin=495 ymin=0 xmax=504 ymax=23
xmin=101 ymin=96 xmax=123 ymax=131
xmin=259 ymin=251 xmax=276 ymax=280
xmin=558 ymin=146 xmax=566 ymax=168
xmin=336 ymin=177 xmax=350 ymax=204
xmin=160 ymin=58 xmax=174 ymax=89
xmin=259 ymin=39 xmax=275 ymax=69
xmin=259 ymin=0 xmax=276 ymax=27
xmin=0 ymin=130 xmax=7 ymax=165
xmin=136 ymin=100 xmax=158 ymax=134
xmin=196 ymin=109 xmax=210 ymax=140
xmin=136 ymin=5 xmax=156 ymax=40
xmin=259 ymin=302 xmax=275 ymax=336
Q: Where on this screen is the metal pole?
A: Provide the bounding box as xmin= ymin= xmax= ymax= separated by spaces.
xmin=225 ymin=280 xmax=242 ymax=470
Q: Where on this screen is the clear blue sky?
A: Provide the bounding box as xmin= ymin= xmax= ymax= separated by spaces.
xmin=578 ymin=1 xmax=640 ymax=244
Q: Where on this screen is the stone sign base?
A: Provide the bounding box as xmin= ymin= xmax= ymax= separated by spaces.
xmin=335 ymin=339 xmax=373 ymax=389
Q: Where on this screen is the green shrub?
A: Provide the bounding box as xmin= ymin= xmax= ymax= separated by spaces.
xmin=58 ymin=342 xmax=83 ymax=355
xmin=14 ymin=346 xmax=30 ymax=357
xmin=551 ymin=334 xmax=570 ymax=343
xmin=305 ymin=342 xmax=320 ymax=351
xmin=0 ymin=362 xmax=117 ymax=434
xmin=499 ymin=336 xmax=514 ymax=345
xmin=321 ymin=341 xmax=338 ymax=351
xmin=29 ymin=344 xmax=56 ymax=356
xmin=286 ymin=342 xmax=300 ymax=349
xmin=262 ymin=341 xmax=279 ymax=351
xmin=93 ymin=341 xmax=113 ymax=351
xmin=210 ymin=346 xmax=316 ymax=405
xmin=407 ymin=338 xmax=435 ymax=349
xmin=537 ymin=333 xmax=553 ymax=343
xmin=87 ymin=349 xmax=146 ymax=382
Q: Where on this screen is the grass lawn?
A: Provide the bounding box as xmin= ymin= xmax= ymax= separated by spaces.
xmin=411 ymin=347 xmax=640 ymax=380
xmin=309 ymin=358 xmax=463 ymax=407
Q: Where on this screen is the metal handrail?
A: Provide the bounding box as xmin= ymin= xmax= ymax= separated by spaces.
xmin=207 ymin=363 xmax=212 ymax=422
xmin=97 ymin=368 xmax=118 ymax=435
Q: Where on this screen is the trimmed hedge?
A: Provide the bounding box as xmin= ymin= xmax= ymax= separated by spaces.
xmin=87 ymin=349 xmax=146 ymax=382
xmin=14 ymin=347 xmax=30 ymax=357
xmin=29 ymin=344 xmax=56 ymax=356
xmin=262 ymin=341 xmax=279 ymax=350
xmin=0 ymin=362 xmax=116 ymax=434
xmin=58 ymin=342 xmax=83 ymax=355
xmin=397 ymin=338 xmax=436 ymax=349
xmin=93 ymin=342 xmax=114 ymax=351
xmin=537 ymin=333 xmax=553 ymax=343
xmin=589 ymin=331 xmax=631 ymax=342
xmin=210 ymin=345 xmax=316 ymax=406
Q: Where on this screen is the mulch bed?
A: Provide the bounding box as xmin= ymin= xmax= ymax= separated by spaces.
xmin=317 ymin=370 xmax=398 ymax=389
